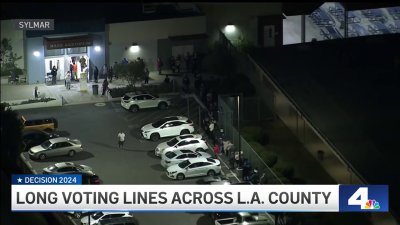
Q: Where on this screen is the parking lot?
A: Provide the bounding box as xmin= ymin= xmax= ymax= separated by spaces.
xmin=18 ymin=97 xmax=219 ymax=225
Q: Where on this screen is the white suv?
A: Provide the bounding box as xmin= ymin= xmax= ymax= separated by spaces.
xmin=141 ymin=116 xmax=194 ymax=141
xmin=121 ymin=93 xmax=171 ymax=112
xmin=160 ymin=138 xmax=208 ymax=157
xmin=166 ymin=157 xmax=221 ymax=180
xmin=155 ymin=134 xmax=203 ymax=156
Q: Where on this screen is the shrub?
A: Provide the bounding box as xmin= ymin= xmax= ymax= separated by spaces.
xmin=274 ymin=161 xmax=295 ymax=180
xmin=109 ymin=85 xmax=137 ymax=98
xmin=259 ymin=150 xmax=278 ymax=168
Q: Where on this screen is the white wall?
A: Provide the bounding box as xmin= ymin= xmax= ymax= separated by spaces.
xmin=1 ymin=20 xmax=25 ymax=70
xmin=107 ymin=16 xmax=206 ymax=70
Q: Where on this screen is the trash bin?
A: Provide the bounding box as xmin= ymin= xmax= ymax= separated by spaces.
xmin=92 ymin=84 xmax=99 ymax=95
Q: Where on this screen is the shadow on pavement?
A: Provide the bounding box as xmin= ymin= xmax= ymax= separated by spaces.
xmin=197 ymin=215 xmax=214 ymax=225
xmin=91 ymin=141 xmax=116 ymax=149
xmin=150 ymin=164 xmax=164 ymax=172
xmin=146 ymin=150 xmax=159 ymax=159
xmin=30 ymin=151 xmax=95 ymax=163
xmin=54 ymin=130 xmax=71 ymax=137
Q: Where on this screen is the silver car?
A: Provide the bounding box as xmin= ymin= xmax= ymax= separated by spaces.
xmin=28 ymin=137 xmax=83 ymax=160
xmin=161 ymin=149 xmax=211 ymax=168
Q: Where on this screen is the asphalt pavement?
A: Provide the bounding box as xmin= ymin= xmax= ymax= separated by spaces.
xmin=17 ymin=97 xmax=222 ymax=225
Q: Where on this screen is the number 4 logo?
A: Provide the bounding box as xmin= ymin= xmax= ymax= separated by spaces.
xmin=348 ymin=187 xmax=380 ymax=210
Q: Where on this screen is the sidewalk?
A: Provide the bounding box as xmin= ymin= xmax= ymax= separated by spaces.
xmin=1 ymin=71 xmax=173 ymax=105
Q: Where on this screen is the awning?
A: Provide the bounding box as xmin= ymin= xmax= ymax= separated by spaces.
xmin=44 ymin=35 xmax=93 ymax=50
xmin=168 ymin=33 xmax=208 ymax=42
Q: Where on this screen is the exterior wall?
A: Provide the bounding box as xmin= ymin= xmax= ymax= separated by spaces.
xmin=87 ymin=32 xmax=106 ymax=80
xmin=198 ymin=3 xmax=282 ymax=46
xmin=26 ymin=37 xmax=45 ymax=84
xmin=107 ymin=16 xmax=206 ymax=70
xmin=1 ymin=20 xmax=25 ymax=70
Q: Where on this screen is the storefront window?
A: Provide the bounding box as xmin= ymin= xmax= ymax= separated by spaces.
xmin=67 ymin=47 xmax=87 ymax=54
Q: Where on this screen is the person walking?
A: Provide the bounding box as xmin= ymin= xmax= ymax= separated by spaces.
xmin=34 ymin=86 xmax=39 ymax=99
xmin=108 ymin=66 xmax=114 ymax=83
xmin=102 ymin=78 xmax=109 ymax=96
xmin=101 ymin=64 xmax=108 ymax=79
xmin=213 ymin=143 xmax=220 ymax=158
xmin=144 ymin=68 xmax=150 ymax=84
xmin=66 ymin=72 xmax=71 ymax=90
xmin=117 ymin=131 xmax=125 ymax=149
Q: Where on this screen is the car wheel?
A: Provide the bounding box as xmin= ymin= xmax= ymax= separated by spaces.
xmin=207 ymin=170 xmax=216 ymax=176
xmin=150 ymin=133 xmax=160 ymax=141
xmin=74 ymin=212 xmax=82 ymax=218
xmin=177 ymin=173 xmax=185 ymax=180
xmin=180 ymin=129 xmax=190 ymax=135
xmin=39 ymin=154 xmax=46 ymax=160
xmin=130 ymin=105 xmax=139 ymax=112
xmin=158 ymin=102 xmax=168 ymax=110
xmin=68 ymin=150 xmax=76 ymax=157
xmin=196 ymin=148 xmax=204 ymax=152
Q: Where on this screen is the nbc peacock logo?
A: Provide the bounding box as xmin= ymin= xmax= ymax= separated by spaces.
xmin=364 ymin=199 xmax=380 ymax=210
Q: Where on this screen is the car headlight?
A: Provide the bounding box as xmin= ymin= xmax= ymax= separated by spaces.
xmin=170 ymin=171 xmax=177 ymax=174
xmin=143 ymin=130 xmax=150 ymax=133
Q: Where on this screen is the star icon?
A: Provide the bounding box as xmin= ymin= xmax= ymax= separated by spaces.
xmin=17 ymin=178 xmax=22 ymax=183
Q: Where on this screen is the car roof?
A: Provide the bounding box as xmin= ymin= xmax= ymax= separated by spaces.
xmin=54 ymin=162 xmax=76 ymax=168
xmin=49 ymin=137 xmax=70 ymax=143
xmin=188 ymin=157 xmax=218 ymax=164
xmin=177 ymin=149 xmax=196 ymax=155
xmin=125 ymin=91 xmax=149 ymax=97
xmin=163 ymin=116 xmax=188 ymax=121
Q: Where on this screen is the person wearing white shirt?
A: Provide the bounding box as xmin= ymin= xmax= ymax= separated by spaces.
xmin=117 ymin=132 xmax=125 ymax=149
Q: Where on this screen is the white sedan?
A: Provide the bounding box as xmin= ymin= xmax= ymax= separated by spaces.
xmin=81 ymin=212 xmax=132 ymax=225
xmin=166 ymin=158 xmax=221 ymax=180
xmin=155 ymin=134 xmax=203 ymax=156
xmin=160 ymin=138 xmax=208 ymax=158
xmin=141 ymin=116 xmax=195 ymax=141
xmin=161 ymin=149 xmax=212 ymax=168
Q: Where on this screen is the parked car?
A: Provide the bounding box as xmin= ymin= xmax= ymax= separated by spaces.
xmin=66 ymin=211 xmax=93 ymax=219
xmin=166 ymin=157 xmax=221 ymax=180
xmin=42 ymin=162 xmax=101 ymax=184
xmin=21 ymin=116 xmax=58 ymax=132
xmin=159 ymin=137 xmax=208 ymax=157
xmin=22 ymin=129 xmax=59 ymax=151
xmin=121 ymin=92 xmax=171 ymax=112
xmin=212 ymin=212 xmax=275 ymax=225
xmin=81 ymin=212 xmax=133 ymax=225
xmin=197 ymin=175 xmax=229 ymax=184
xmin=28 ymin=137 xmax=83 ymax=160
xmin=141 ymin=116 xmax=194 ymax=141
xmin=98 ymin=216 xmax=138 ymax=225
xmin=155 ymin=134 xmax=203 ymax=156
xmin=161 ymin=149 xmax=211 ymax=168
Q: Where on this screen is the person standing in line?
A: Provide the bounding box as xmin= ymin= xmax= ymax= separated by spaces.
xmin=108 ymin=66 xmax=114 ymax=83
xmin=72 ymin=62 xmax=77 ymax=81
xmin=101 ymin=64 xmax=108 ymax=79
xmin=34 ymin=86 xmax=39 ymax=99
xmin=209 ymin=119 xmax=215 ymax=144
xmin=213 ymin=143 xmax=220 ymax=158
xmin=66 ymin=72 xmax=71 ymax=90
xmin=94 ymin=66 xmax=99 ymax=83
xmin=102 ymin=78 xmax=109 ymax=96
xmin=117 ymin=131 xmax=125 ymax=149
xmin=144 ymin=68 xmax=150 ymax=84
xmin=157 ymin=57 xmax=163 ymax=75
xmin=51 ymin=66 xmax=57 ymax=85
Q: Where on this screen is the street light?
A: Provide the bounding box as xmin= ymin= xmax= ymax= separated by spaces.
xmin=237 ymin=94 xmax=242 ymax=169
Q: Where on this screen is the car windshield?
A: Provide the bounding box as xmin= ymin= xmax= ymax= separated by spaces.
xmin=165 ymin=151 xmax=177 ymax=159
xmin=92 ymin=212 xmax=104 ymax=220
xmin=47 ymin=165 xmax=57 ymax=171
xmin=167 ymin=138 xmax=179 ymax=147
xmin=178 ymin=160 xmax=190 ymax=168
xmin=41 ymin=140 xmax=52 ymax=149
xmin=76 ymin=165 xmax=84 ymax=171
xmin=122 ymin=95 xmax=131 ymax=100
xmin=152 ymin=118 xmax=170 ymax=128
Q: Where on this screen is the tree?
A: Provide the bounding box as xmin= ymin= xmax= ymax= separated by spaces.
xmin=0 ymin=103 xmax=24 ymax=173
xmin=113 ymin=60 xmax=145 ymax=87
xmin=1 ymin=38 xmax=23 ymax=76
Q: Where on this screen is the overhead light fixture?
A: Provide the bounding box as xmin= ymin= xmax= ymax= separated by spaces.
xmin=130 ymin=43 xmax=139 ymax=53
xmin=225 ymin=23 xmax=236 ymax=33
xmin=33 ymin=51 xmax=40 ymax=57
xmin=94 ymin=46 xmax=101 ymax=52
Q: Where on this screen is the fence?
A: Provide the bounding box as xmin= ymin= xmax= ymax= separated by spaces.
xmin=218 ymin=95 xmax=283 ymax=184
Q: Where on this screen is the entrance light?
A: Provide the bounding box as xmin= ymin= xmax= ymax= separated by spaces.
xmin=225 ymin=24 xmax=236 ymax=33
xmin=94 ymin=46 xmax=101 ymax=52
xmin=130 ymin=43 xmax=139 ymax=53
xmin=33 ymin=51 xmax=40 ymax=57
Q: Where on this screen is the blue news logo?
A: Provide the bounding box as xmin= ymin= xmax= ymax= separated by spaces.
xmin=339 ymin=185 xmax=388 ymax=212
